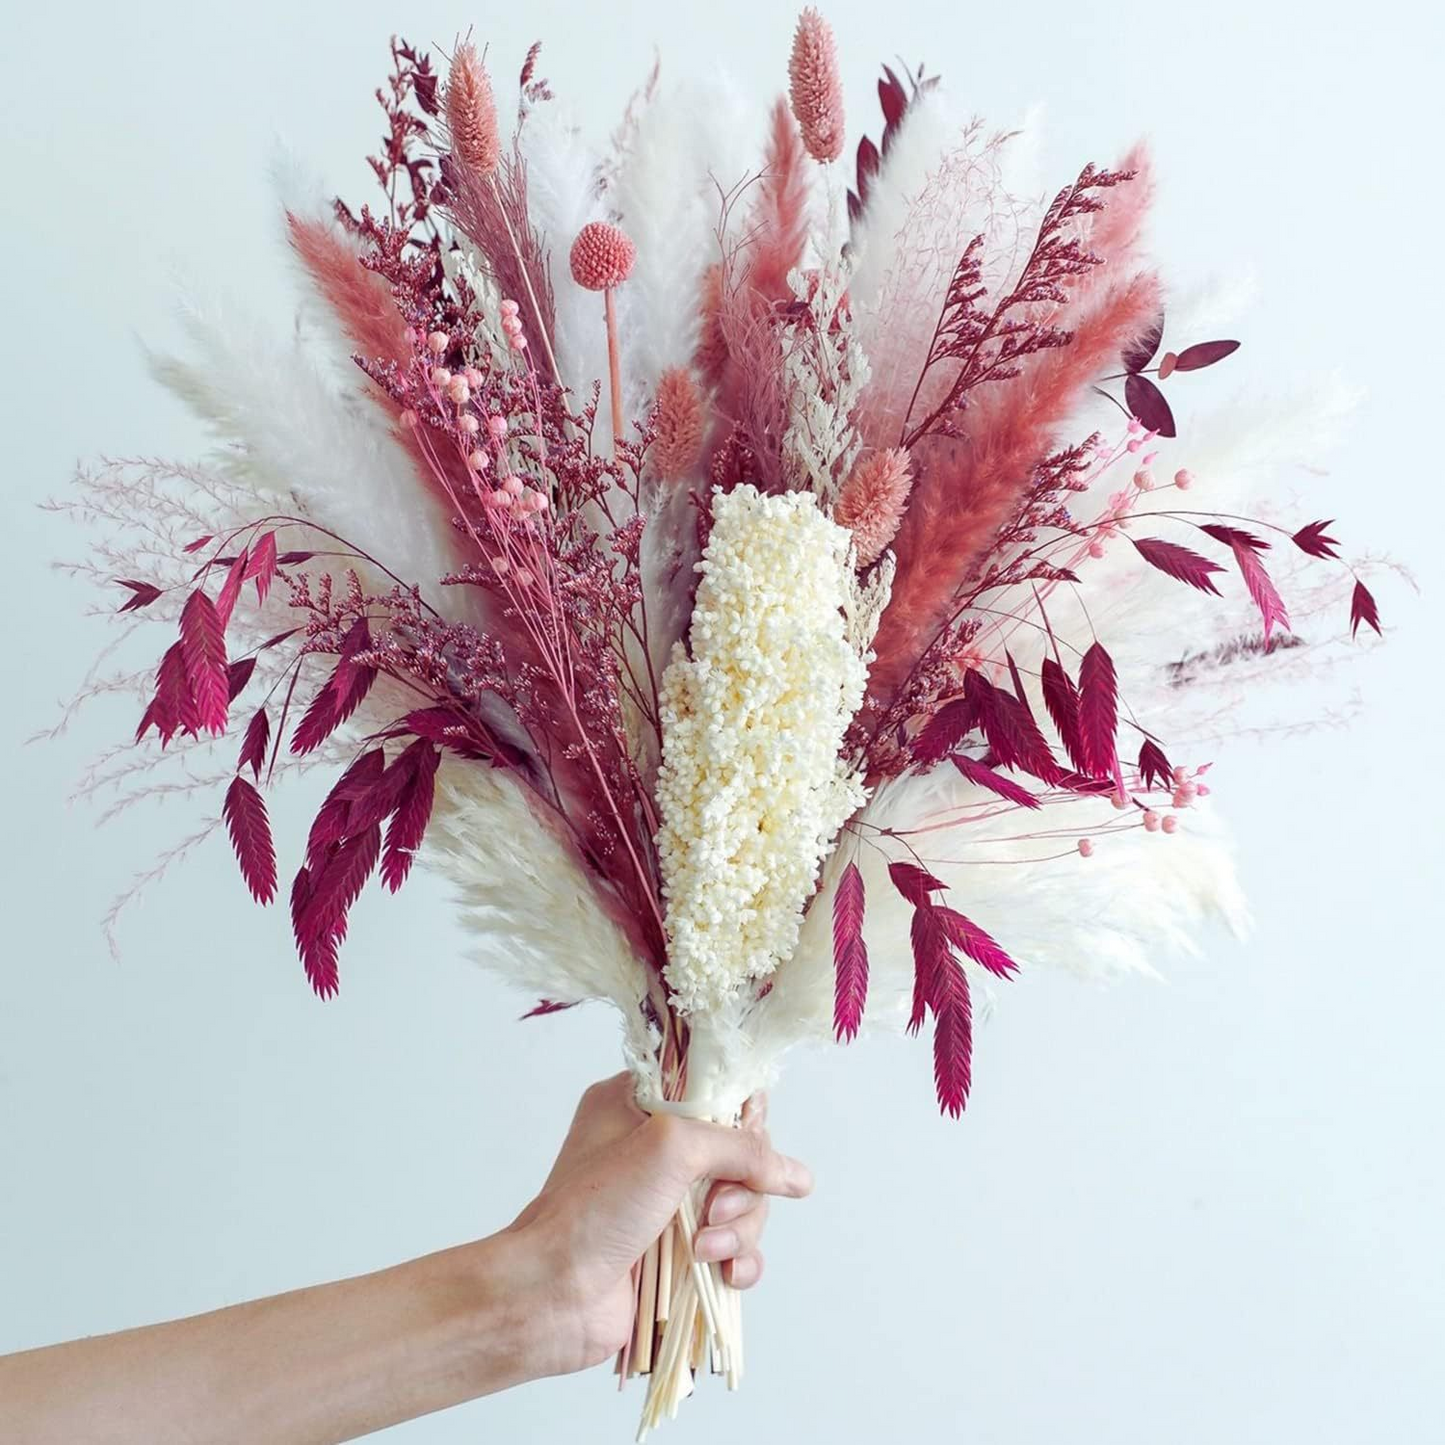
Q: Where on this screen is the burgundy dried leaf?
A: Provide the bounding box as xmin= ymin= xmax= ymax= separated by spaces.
xmin=521 ymin=999 xmax=576 ymax=1020
xmin=977 ymin=676 xmax=1063 ymax=784
xmin=151 ymin=641 xmax=199 ymax=743
xmin=1040 ymin=658 xmax=1087 ymax=773
xmin=889 ymin=860 xmax=946 ymax=907
xmin=182 ymin=535 xmax=214 ymax=554
xmin=244 ymin=530 xmax=280 ymax=605
xmin=1292 ymin=519 xmax=1341 ymax=560
xmin=1231 ymin=542 xmax=1290 ymax=644
xmin=1350 ymin=579 xmax=1382 ymax=638
xmin=276 ymin=551 xmax=316 ymax=566
xmin=1131 ymin=536 xmax=1225 ymax=595
xmin=261 ymin=628 xmax=301 ymax=651
xmin=115 ymin=580 xmax=163 ymax=613
xmin=1078 ymin=643 xmax=1119 ymax=779
xmin=297 ymin=823 xmax=382 ymax=996
xmin=381 ymin=741 xmax=440 ymax=892
xmin=179 ymin=591 xmax=229 ymax=736
xmin=951 ymin=754 xmax=1041 ymax=810
xmin=290 ymin=623 xmax=377 ymax=757
xmin=238 ymin=706 xmax=270 ymax=781
xmin=832 ymin=860 xmax=869 ymax=1042
xmin=215 ymin=548 xmax=248 ymax=627
xmin=226 ymin=656 xmax=256 ymax=702
xmin=1199 ymin=522 xmax=1270 ymax=553
xmin=913 ymin=695 xmax=979 ymax=764
xmin=1122 ymin=311 xmax=1165 ymax=374
xmin=222 ymin=775 xmax=277 ymax=905
xmin=1124 ymin=373 xmax=1176 ymax=437
xmin=907 ymin=903 xmax=947 ymax=1035
xmin=1138 ymin=738 xmax=1172 ymax=792
xmin=878 ymin=66 xmax=907 ymax=132
xmin=307 ymin=748 xmax=386 ymax=869
xmin=930 ymin=956 xmax=972 ymax=1118
xmin=1173 ymin=339 xmax=1240 ymax=371
xmin=935 ymin=906 xmax=1019 ymax=980
xmin=345 ymin=747 xmax=421 ymax=835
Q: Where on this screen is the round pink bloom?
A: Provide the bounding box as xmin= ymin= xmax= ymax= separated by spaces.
xmin=487 ymin=415 xmax=508 ymax=441
xmin=1162 ymin=815 xmax=1179 ymax=834
xmin=569 ymin=222 xmax=636 ymax=291
xmin=427 ymin=330 xmax=449 ymax=355
xmin=1077 ymin=838 xmax=1095 ymax=858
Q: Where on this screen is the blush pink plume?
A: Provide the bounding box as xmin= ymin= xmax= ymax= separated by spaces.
xmin=867 ymin=270 xmax=1162 ymax=717
xmin=835 ymin=447 xmax=914 ymax=565
xmin=788 ymin=8 xmax=845 ymax=163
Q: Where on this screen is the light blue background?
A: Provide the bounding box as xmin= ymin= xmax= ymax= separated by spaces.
xmin=3 ymin=2 xmax=1440 ymax=1440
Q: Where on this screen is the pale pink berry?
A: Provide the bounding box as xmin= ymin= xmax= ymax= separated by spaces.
xmin=569 ymin=222 xmax=636 ymax=291
xmin=511 ymin=332 xmax=528 ymax=352
xmin=1077 ymin=838 xmax=1094 ymax=858
xmin=1127 ymin=438 xmax=1143 ymax=453
xmin=490 ymin=555 xmax=510 ymax=575
xmin=427 ymin=330 xmax=449 ymax=355
xmin=467 ymin=450 xmax=487 ymax=471
xmin=1133 ymin=468 xmax=1154 ymax=491
xmin=503 ymin=474 xmax=524 ymax=497
xmin=1088 ymin=539 xmax=1106 ymax=559
xmin=1162 ymin=815 xmax=1179 ymax=834
xmin=500 ymin=298 xmax=520 ymax=318
xmin=1172 ymin=765 xmax=1189 ymax=784
xmin=1175 ymin=469 xmax=1193 ymax=490
xmin=488 ymin=487 xmax=511 ymax=507
xmin=487 ymin=415 xmax=508 ymax=441
xmin=1112 ymin=790 xmax=1128 ymax=811
xmin=448 ymin=376 xmax=471 ymax=405
xmin=431 ymin=366 xmax=452 ymax=388
xmin=1143 ymin=810 xmax=1161 ymax=832
xmin=514 ymin=568 xmax=535 ymax=588
xmin=460 ymin=414 xmax=480 ymax=435
xmin=1196 ymin=784 xmax=1210 ymax=798
xmin=464 ymin=367 xmax=484 ymax=389
xmin=530 ymin=490 xmax=550 ymax=512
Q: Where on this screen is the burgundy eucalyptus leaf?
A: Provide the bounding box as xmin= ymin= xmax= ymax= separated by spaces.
xmin=1124 ymin=373 xmax=1176 ymax=437
xmin=1173 ymin=339 xmax=1240 ymax=371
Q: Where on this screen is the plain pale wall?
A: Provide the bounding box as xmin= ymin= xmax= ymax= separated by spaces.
xmin=2 ymin=1 xmax=1441 ymax=1440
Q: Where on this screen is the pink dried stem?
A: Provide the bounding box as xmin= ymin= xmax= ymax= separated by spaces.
xmin=489 ymin=175 xmax=563 ymax=385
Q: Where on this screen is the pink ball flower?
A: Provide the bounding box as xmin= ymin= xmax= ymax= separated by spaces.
xmin=569 ymin=222 xmax=636 ymax=291
xmin=487 ymin=415 xmax=508 ymax=441
xmin=427 ymin=330 xmax=449 ymax=355
xmin=1077 ymin=838 xmax=1095 ymax=858
xmin=1161 ymin=815 xmax=1179 ymax=835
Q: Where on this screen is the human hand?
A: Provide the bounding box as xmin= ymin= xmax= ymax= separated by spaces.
xmin=505 ymin=1074 xmax=812 ymax=1377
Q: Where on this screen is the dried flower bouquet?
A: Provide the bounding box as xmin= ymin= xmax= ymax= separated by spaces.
xmin=54 ymin=11 xmax=1390 ymax=1435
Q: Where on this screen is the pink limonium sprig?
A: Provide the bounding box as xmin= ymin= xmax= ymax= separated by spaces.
xmin=787 ymin=7 xmax=845 ymax=163
xmin=570 ymin=221 xmax=637 ymax=451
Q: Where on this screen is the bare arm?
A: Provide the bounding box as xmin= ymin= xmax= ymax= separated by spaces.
xmin=0 ymin=1078 xmax=810 ymax=1445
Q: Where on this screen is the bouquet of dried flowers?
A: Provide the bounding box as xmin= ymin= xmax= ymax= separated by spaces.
xmin=54 ymin=11 xmax=1392 ymax=1433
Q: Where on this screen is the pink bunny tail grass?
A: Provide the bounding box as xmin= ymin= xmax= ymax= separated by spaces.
xmin=445 ymin=41 xmax=500 ymax=176
xmin=748 ymin=98 xmax=811 ymax=301
xmin=287 ymin=214 xmax=411 ymax=369
xmin=569 ymin=222 xmax=637 ymax=291
xmin=652 ymin=367 xmax=705 ymax=481
xmin=695 ymin=262 xmax=730 ymax=388
xmin=836 ymin=447 xmax=914 ymax=565
xmin=867 ymin=270 xmax=1162 ymax=716
xmin=788 ymin=7 xmax=845 ymax=163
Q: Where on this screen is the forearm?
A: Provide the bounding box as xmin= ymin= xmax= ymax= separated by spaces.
xmin=0 ymin=1231 xmax=550 ymax=1445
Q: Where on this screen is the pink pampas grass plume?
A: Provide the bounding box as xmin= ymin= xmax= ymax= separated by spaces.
xmin=788 ymin=8 xmax=845 ymax=163
xmin=835 ymin=447 xmax=914 ymax=565
xmin=445 ymin=41 xmax=500 ymax=176
xmin=652 ymin=368 xmax=705 ymax=481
